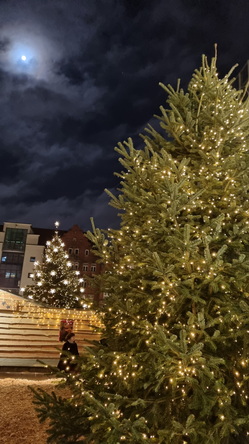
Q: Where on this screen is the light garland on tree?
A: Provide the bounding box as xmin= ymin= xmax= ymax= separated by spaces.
xmin=23 ymin=222 xmax=86 ymax=309
xmin=30 ymin=54 xmax=249 ymax=443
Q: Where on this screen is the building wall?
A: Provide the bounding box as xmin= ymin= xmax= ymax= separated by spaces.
xmin=62 ymin=224 xmax=104 ymax=303
xmin=0 ymin=222 xmax=28 ymax=290
xmin=20 ymin=243 xmax=44 ymax=289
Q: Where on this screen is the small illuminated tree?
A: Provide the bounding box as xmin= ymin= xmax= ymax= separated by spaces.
xmin=24 ymin=223 xmax=85 ymax=309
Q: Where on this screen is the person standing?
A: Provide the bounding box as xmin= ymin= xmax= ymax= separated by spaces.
xmin=57 ymin=332 xmax=79 ymax=372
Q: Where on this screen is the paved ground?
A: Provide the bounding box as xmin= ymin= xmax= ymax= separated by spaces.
xmin=0 ymin=357 xmax=58 ymax=367
xmin=0 ymin=358 xmax=58 ymax=378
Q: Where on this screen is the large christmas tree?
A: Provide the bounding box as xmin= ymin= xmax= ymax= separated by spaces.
xmin=24 ymin=225 xmax=85 ymax=308
xmin=32 ymin=54 xmax=249 ymax=443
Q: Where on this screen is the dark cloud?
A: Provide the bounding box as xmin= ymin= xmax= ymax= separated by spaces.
xmin=0 ymin=37 xmax=9 ymax=52
xmin=0 ymin=0 xmax=249 ymax=230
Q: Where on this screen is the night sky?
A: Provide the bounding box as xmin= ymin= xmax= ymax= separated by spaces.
xmin=1 ymin=0 xmax=249 ymax=231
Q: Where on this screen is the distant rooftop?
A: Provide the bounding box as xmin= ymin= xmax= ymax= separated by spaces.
xmin=31 ymin=227 xmax=67 ymax=245
xmin=0 ymin=223 xmax=67 ymax=246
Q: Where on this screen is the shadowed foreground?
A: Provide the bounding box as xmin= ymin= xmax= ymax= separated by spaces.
xmin=0 ymin=377 xmax=60 ymax=444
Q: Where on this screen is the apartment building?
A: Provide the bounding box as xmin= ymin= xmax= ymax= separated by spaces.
xmin=0 ymin=222 xmax=45 ymax=292
xmin=0 ymin=222 xmax=104 ymax=303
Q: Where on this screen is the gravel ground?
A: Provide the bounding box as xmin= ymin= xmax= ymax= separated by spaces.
xmin=0 ymin=377 xmax=63 ymax=444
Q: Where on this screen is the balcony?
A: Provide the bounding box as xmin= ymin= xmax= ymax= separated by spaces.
xmin=3 ymin=241 xmax=25 ymax=251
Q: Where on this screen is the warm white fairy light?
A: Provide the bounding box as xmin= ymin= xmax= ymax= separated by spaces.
xmin=22 ymin=230 xmax=88 ymax=309
xmin=22 ymin=55 xmax=249 ymax=442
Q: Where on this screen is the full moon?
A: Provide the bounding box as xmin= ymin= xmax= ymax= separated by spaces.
xmin=21 ymin=55 xmax=27 ymax=61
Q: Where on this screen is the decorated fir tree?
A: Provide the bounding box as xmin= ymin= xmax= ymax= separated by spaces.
xmin=32 ymin=54 xmax=249 ymax=443
xmin=24 ymin=224 xmax=85 ymax=308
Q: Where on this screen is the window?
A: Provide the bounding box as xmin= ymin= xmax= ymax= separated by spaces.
xmin=87 ymin=294 xmax=94 ymax=300
xmin=82 ymin=264 xmax=88 ymax=271
xmin=73 ymin=262 xmax=79 ymax=270
xmin=0 ymin=264 xmax=21 ymax=286
xmin=30 ymin=257 xmax=36 ymax=262
xmin=68 ymin=248 xmax=73 ymax=254
xmin=1 ymin=253 xmax=24 ymax=264
xmin=91 ymin=264 xmax=96 ymax=272
xmin=4 ymin=228 xmax=27 ymax=251
xmin=28 ymin=272 xmax=34 ymax=278
xmin=74 ymin=248 xmax=79 ymax=255
xmin=83 ymin=281 xmax=87 ymax=288
xmin=85 ymin=249 xmax=89 ymax=256
xmin=5 ymin=271 xmax=16 ymax=278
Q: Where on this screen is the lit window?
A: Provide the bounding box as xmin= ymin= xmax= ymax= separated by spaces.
xmin=5 ymin=271 xmax=16 ymax=278
xmin=30 ymin=257 xmax=36 ymax=262
xmin=1 ymin=256 xmax=7 ymax=262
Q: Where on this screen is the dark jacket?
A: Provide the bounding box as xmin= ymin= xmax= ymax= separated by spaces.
xmin=57 ymin=340 xmax=79 ymax=371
